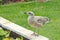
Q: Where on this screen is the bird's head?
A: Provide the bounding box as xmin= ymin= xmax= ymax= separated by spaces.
xmin=24 ymin=11 xmax=34 ymax=16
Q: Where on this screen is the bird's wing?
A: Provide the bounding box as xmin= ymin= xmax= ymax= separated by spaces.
xmin=34 ymin=16 xmax=49 ymax=25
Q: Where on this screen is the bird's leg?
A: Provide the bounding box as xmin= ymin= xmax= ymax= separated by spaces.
xmin=35 ymin=28 xmax=39 ymax=36
xmin=31 ymin=27 xmax=38 ymax=36
xmin=37 ymin=27 xmax=40 ymax=35
xmin=31 ymin=27 xmax=39 ymax=36
xmin=31 ymin=28 xmax=39 ymax=36
xmin=34 ymin=28 xmax=36 ymax=34
xmin=33 ymin=27 xmax=40 ymax=36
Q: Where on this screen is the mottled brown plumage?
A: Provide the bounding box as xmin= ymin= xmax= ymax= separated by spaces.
xmin=24 ymin=11 xmax=49 ymax=36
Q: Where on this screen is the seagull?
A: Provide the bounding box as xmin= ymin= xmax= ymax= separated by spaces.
xmin=24 ymin=11 xmax=49 ymax=36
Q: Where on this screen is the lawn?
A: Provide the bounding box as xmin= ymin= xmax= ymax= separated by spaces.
xmin=0 ymin=0 xmax=60 ymax=40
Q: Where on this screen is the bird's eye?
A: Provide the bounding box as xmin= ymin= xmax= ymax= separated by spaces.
xmin=29 ymin=13 xmax=31 ymax=14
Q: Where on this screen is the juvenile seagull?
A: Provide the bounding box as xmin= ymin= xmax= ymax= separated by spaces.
xmin=24 ymin=11 xmax=49 ymax=36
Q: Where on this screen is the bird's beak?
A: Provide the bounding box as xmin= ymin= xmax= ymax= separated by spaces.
xmin=24 ymin=12 xmax=27 ymax=14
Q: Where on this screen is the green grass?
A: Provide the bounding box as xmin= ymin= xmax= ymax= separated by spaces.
xmin=0 ymin=0 xmax=60 ymax=40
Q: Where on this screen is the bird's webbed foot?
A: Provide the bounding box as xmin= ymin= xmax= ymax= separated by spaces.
xmin=31 ymin=32 xmax=39 ymax=36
